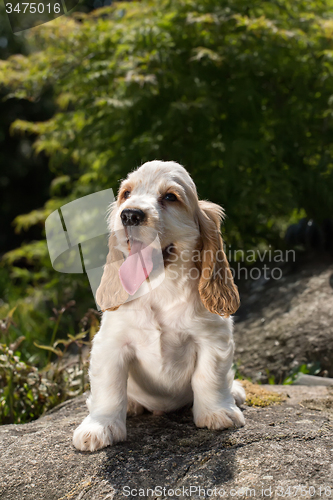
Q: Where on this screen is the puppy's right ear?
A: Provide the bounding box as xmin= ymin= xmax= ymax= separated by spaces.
xmin=96 ymin=230 xmax=129 ymax=312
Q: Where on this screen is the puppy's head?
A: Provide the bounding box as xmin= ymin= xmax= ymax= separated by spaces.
xmin=111 ymin=160 xmax=200 ymax=256
xmin=96 ymin=160 xmax=239 ymax=316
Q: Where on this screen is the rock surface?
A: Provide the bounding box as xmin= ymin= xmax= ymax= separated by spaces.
xmin=1 ymin=385 xmax=333 ymax=500
xmin=234 ymin=259 xmax=333 ymax=382
xmin=293 ymin=374 xmax=333 ymax=386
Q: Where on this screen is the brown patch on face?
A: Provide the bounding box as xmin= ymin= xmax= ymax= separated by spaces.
xmin=118 ymin=184 xmax=132 ymax=204
xmin=160 ymin=189 xmax=183 ymax=203
xmin=158 ymin=179 xmax=188 ymax=208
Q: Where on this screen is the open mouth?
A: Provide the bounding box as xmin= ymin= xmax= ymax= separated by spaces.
xmin=124 ymin=227 xmax=175 ymax=266
xmin=119 ymin=236 xmax=175 ymax=296
xmin=125 ymin=239 xmax=175 ymax=265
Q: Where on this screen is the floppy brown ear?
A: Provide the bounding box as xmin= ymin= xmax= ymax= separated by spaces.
xmin=197 ymin=200 xmax=240 ymax=317
xmin=96 ymin=231 xmax=129 ymax=312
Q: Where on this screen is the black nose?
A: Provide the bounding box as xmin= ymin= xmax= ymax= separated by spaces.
xmin=120 ymin=209 xmax=146 ymax=226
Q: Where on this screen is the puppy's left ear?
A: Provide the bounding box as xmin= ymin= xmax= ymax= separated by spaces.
xmin=197 ymin=200 xmax=240 ymax=317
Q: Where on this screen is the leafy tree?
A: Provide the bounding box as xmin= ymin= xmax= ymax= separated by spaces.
xmin=2 ymin=0 xmax=333 ymax=252
xmin=0 ymin=6 xmax=55 ymax=255
xmin=2 ymin=0 xmax=333 ymax=249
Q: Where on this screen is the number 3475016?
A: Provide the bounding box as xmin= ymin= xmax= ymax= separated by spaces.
xmin=5 ymin=3 xmax=61 ymax=13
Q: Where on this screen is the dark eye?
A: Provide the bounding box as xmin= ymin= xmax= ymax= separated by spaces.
xmin=123 ymin=190 xmax=131 ymax=199
xmin=163 ymin=193 xmax=178 ymax=202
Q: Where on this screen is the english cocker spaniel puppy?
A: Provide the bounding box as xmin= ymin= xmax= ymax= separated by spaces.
xmin=73 ymin=160 xmax=245 ymax=452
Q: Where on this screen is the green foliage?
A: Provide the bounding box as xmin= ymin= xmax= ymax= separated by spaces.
xmin=0 ymin=243 xmax=93 ymax=368
xmin=0 ymin=343 xmax=56 ymax=424
xmin=0 ymin=343 xmax=89 ymax=424
xmin=0 ymin=282 xmax=56 ymax=365
xmin=0 ymin=5 xmax=56 ymax=256
xmin=0 ymin=5 xmax=26 ymax=60
xmin=1 ymin=0 xmax=333 ymax=250
xmin=264 ymin=361 xmax=322 ymax=385
xmin=266 ymin=369 xmax=276 ymax=385
xmin=237 ymin=362 xmax=323 ymax=385
xmin=282 ymin=361 xmax=322 ymax=385
xmin=0 ymin=274 xmax=93 ymax=364
xmin=0 ymin=305 xmax=95 ymax=424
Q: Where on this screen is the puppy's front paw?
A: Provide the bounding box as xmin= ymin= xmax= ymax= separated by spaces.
xmin=194 ymin=405 xmax=245 ymax=430
xmin=73 ymin=415 xmax=126 ymax=452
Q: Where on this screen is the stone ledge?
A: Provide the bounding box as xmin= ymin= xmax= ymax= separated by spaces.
xmin=0 ymin=386 xmax=332 ymax=500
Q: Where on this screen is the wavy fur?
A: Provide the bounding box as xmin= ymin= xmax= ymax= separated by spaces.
xmin=73 ymin=160 xmax=245 ymax=452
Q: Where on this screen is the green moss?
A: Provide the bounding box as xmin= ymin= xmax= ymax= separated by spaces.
xmin=241 ymin=380 xmax=286 ymax=407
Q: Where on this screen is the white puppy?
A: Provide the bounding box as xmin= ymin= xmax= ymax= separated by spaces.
xmin=73 ymin=160 xmax=245 ymax=452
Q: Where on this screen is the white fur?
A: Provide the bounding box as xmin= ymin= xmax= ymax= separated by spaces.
xmin=73 ymin=161 xmax=245 ymax=452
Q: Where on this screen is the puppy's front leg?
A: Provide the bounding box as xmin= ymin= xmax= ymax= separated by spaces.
xmin=73 ymin=319 xmax=130 ymax=451
xmin=192 ymin=339 xmax=245 ymax=430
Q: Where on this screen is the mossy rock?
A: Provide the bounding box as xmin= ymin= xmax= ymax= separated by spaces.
xmin=240 ymin=380 xmax=286 ymax=407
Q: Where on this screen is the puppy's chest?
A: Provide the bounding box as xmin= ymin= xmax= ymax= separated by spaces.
xmin=133 ymin=313 xmax=197 ymax=374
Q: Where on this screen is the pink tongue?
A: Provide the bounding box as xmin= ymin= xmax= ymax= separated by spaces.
xmin=119 ymin=240 xmax=154 ymax=295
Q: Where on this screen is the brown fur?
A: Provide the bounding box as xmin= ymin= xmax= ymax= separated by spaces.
xmin=196 ymin=200 xmax=240 ymax=317
xmin=96 ymin=231 xmax=129 ymax=312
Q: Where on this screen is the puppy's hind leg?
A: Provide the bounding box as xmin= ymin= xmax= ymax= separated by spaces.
xmin=127 ymin=397 xmax=145 ymax=417
xmin=227 ymin=368 xmax=246 ymax=406
xmin=231 ymin=379 xmax=246 ymax=407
